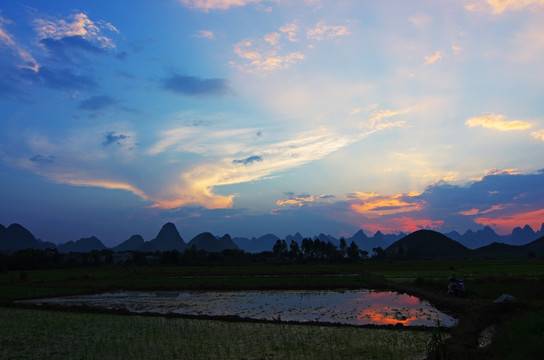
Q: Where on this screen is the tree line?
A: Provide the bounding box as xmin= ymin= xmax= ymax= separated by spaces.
xmin=0 ymin=239 xmax=386 ymax=271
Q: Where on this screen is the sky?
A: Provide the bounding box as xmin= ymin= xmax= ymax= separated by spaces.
xmin=1 ymin=0 xmax=544 ymax=246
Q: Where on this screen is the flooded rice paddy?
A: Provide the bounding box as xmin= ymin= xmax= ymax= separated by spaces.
xmin=22 ymin=289 xmax=456 ymax=327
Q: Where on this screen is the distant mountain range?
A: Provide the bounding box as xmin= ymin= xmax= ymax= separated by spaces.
xmin=1 ymin=222 xmax=543 ymax=256
xmin=385 ymin=229 xmax=544 ymax=259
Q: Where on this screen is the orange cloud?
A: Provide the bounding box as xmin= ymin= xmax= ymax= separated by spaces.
xmin=465 ymin=113 xmax=531 ymax=131
xmin=475 ymin=208 xmax=544 ymax=234
xmin=458 ymin=204 xmax=504 ymax=216
xmin=531 ymin=129 xmax=544 ymax=141
xmin=487 ymin=0 xmax=544 ymax=13
xmin=350 ymin=192 xmax=422 ymax=218
xmin=424 ymin=50 xmax=443 ymax=64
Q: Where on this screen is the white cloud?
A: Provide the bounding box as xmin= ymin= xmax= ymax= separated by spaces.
xmin=279 ymin=22 xmax=299 ymax=42
xmin=264 ymin=32 xmax=281 ymax=46
xmin=34 ymin=13 xmax=117 ymax=48
xmin=306 ymin=22 xmax=350 ymax=41
xmin=0 ymin=15 xmax=39 ymax=71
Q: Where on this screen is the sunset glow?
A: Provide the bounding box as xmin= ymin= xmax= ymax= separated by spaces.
xmin=1 ymin=0 xmax=543 ymax=244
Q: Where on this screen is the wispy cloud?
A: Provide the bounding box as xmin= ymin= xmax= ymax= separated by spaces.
xmin=78 ymin=95 xmax=117 ymax=111
xmin=277 ymin=193 xmax=317 ymax=207
xmin=102 ymin=132 xmax=130 ymax=147
xmin=162 ymin=73 xmax=230 ymax=96
xmin=29 ymin=155 xmax=55 ymax=164
xmin=178 ymin=0 xmax=262 ymax=11
xmin=0 ymin=15 xmax=39 ymax=71
xmin=465 ymin=113 xmax=532 ymax=131
xmin=233 ymin=155 xmax=263 ymax=165
xmin=195 ymin=30 xmax=215 ymax=39
xmin=531 ymin=129 xmax=544 ymax=141
xmin=232 ymin=39 xmax=304 ymax=72
xmin=34 ymin=13 xmax=117 ymax=48
xmin=20 ymin=66 xmax=96 ymax=90
xmin=424 ymin=50 xmax=443 ymax=64
xmin=279 ymin=23 xmax=299 ymax=42
xmin=306 ymin=22 xmax=350 ymax=41
xmin=486 ymin=0 xmax=544 ymax=13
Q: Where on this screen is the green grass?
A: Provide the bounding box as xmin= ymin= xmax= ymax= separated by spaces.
xmin=0 ymin=307 xmax=434 ymax=360
xmin=2 ymin=259 xmax=544 ymax=359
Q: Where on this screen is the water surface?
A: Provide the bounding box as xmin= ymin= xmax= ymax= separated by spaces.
xmin=22 ymin=289 xmax=456 ymax=327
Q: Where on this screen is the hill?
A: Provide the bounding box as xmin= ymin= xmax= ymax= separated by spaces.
xmin=112 ymin=235 xmax=144 ymax=252
xmin=186 ymin=232 xmax=239 ymax=252
xmin=0 ymin=223 xmax=41 ymax=251
xmin=385 ymin=230 xmax=471 ymax=259
xmin=57 ymin=236 xmax=107 ymax=253
xmin=146 ymin=222 xmax=185 ymax=252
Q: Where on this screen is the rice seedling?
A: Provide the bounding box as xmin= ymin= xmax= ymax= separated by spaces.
xmin=0 ymin=307 xmax=435 ymax=359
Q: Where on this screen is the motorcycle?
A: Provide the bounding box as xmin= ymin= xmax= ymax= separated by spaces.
xmin=447 ymin=275 xmax=465 ymax=296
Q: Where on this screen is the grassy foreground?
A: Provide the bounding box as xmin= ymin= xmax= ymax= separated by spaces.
xmin=1 ymin=259 xmax=543 ymax=359
xmin=0 ymin=307 xmax=433 ymax=360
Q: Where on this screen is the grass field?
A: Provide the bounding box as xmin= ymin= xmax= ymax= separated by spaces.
xmin=0 ymin=307 xmax=434 ymax=360
xmin=1 ymin=259 xmax=543 ymax=359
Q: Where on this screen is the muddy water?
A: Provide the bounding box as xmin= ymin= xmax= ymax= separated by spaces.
xmin=22 ymin=290 xmax=456 ymax=327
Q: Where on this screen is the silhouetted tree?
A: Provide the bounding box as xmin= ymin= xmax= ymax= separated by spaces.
xmin=289 ymin=240 xmax=302 ymax=259
xmin=273 ymin=239 xmax=288 ymax=258
xmin=339 ymin=238 xmax=347 ymax=259
xmin=372 ymin=246 xmax=385 ymax=260
xmin=347 ymin=241 xmax=360 ymax=260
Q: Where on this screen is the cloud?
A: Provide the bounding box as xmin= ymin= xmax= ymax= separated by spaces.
xmin=233 ymin=155 xmax=263 ymax=165
xmin=349 ymin=192 xmax=423 ymax=218
xmin=178 ymin=0 xmax=262 ymax=11
xmin=29 ymin=155 xmax=55 ymax=163
xmin=306 ymin=22 xmax=351 ymax=41
xmin=264 ymin=32 xmax=281 ymax=46
xmin=195 ymin=30 xmax=216 ymax=39
xmin=409 ymin=14 xmax=432 ymax=28
xmin=486 ymin=0 xmax=544 ymax=13
xmin=531 ymin=129 xmax=544 ymax=141
xmin=147 ymin=126 xmax=376 ymax=209
xmin=34 ymin=13 xmax=117 ymax=48
xmin=102 ymin=132 xmax=129 ymax=147
xmin=276 ymin=192 xmax=335 ymax=207
xmin=232 ymin=39 xmax=305 ymax=73
xmin=465 ymin=113 xmax=532 ymax=131
xmin=424 ymin=50 xmax=443 ymax=64
xmin=78 ymin=95 xmax=117 ymax=111
xmin=279 ymin=23 xmax=299 ymax=42
xmin=40 ymin=35 xmax=106 ymax=62
xmin=19 ymin=66 xmax=96 ymax=90
xmin=0 ymin=15 xmax=39 ymax=71
xmin=162 ymin=73 xmax=230 ymax=96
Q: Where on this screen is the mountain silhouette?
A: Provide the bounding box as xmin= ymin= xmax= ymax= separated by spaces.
xmin=2 ymin=222 xmax=543 ymax=256
xmin=232 ymin=233 xmax=279 ymax=253
xmin=146 ymin=222 xmax=185 ymax=252
xmin=0 ymin=223 xmax=41 ymax=251
xmin=186 ymin=232 xmax=239 ymax=252
xmin=385 ymin=229 xmax=471 ymax=259
xmin=112 ymin=235 xmax=144 ymax=252
xmin=57 ymin=236 xmax=107 ymax=253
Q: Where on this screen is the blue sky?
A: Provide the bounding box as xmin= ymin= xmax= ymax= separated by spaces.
xmin=1 ymin=0 xmax=543 ymax=246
